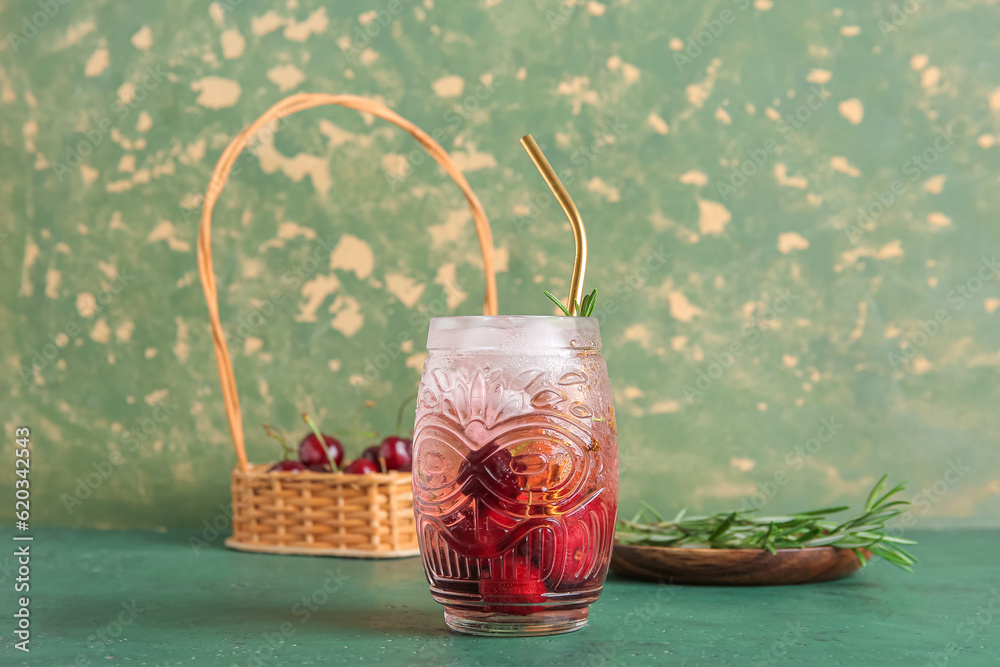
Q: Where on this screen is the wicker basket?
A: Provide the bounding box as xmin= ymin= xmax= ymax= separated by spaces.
xmin=196 ymin=93 xmax=499 ymax=557
xmin=227 ymin=465 xmax=419 ymax=557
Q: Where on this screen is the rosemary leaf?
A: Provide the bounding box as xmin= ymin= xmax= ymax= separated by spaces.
xmin=544 ymin=288 xmax=599 ymax=317
xmin=864 ymin=473 xmax=889 ymax=512
xmin=640 ymin=500 xmax=665 ymax=522
xmin=543 ymin=290 xmax=571 ymax=316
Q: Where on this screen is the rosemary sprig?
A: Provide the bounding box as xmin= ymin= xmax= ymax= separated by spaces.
xmin=616 ymin=474 xmax=918 ymax=572
xmin=544 ymin=288 xmax=598 ymax=317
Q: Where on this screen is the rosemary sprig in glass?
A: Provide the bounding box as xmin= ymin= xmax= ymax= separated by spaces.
xmin=616 ymin=474 xmax=918 ymax=572
xmin=544 ymin=288 xmax=598 ymax=317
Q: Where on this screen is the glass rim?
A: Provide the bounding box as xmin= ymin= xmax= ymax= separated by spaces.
xmin=430 ymin=315 xmax=597 ymax=323
xmin=426 ymin=315 xmax=602 ymax=351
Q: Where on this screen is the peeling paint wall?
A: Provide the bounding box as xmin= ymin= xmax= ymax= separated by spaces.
xmin=2 ymin=0 xmax=999 ymax=530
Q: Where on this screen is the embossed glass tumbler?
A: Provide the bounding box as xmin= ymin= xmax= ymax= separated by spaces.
xmin=412 ymin=316 xmax=618 ymax=636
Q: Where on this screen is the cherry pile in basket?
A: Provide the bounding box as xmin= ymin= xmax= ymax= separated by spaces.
xmin=263 ymin=404 xmax=412 ymax=475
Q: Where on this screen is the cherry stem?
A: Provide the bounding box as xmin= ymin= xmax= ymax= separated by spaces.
xmin=301 ymin=412 xmax=333 ymax=468
xmin=395 ymin=392 xmax=418 ymax=435
xmin=263 ymin=423 xmax=293 ymax=460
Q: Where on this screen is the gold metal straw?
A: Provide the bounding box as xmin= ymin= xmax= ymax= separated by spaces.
xmin=520 ymin=134 xmax=587 ymax=315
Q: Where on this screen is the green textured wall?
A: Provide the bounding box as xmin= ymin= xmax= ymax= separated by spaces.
xmin=3 ymin=0 xmax=999 ymax=531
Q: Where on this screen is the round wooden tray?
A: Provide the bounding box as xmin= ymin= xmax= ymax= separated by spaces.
xmin=610 ymin=544 xmax=866 ymax=586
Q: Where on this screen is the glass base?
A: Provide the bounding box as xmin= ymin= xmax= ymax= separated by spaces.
xmin=444 ymin=607 xmax=588 ymax=637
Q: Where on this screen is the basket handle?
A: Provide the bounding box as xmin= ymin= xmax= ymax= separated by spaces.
xmin=197 ymin=93 xmax=499 ymax=473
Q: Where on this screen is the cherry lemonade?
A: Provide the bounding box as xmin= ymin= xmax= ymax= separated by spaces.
xmin=413 ymin=316 xmax=618 ymax=636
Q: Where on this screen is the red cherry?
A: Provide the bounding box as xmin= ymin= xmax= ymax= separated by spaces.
xmin=404 ymin=438 xmax=414 ymax=470
xmin=545 ymin=493 xmax=616 ymax=592
xmin=480 ymin=561 xmax=547 ymax=615
xmin=445 ymin=506 xmax=510 ymax=558
xmin=269 ymin=460 xmax=307 ymax=473
xmin=463 ymin=444 xmax=520 ymax=501
xmin=360 ymin=444 xmax=382 ymax=465
xmin=298 ymin=433 xmax=344 ymax=469
xmin=378 ymin=436 xmax=412 ymax=471
xmin=400 ymin=437 xmax=413 ymax=471
xmin=343 ymin=458 xmax=379 ymax=475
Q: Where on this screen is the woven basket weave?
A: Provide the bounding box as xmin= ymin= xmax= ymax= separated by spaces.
xmin=196 ymin=93 xmax=498 ymax=557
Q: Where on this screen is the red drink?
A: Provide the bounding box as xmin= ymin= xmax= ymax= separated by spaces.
xmin=413 ymin=316 xmax=618 ymax=636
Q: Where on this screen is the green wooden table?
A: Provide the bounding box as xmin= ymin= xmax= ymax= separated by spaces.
xmin=1 ymin=528 xmax=996 ymax=665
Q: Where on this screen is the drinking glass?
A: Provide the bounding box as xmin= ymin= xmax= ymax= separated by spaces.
xmin=412 ymin=316 xmax=618 ymax=636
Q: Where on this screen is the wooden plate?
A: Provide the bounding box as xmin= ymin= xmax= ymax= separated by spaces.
xmin=610 ymin=544 xmax=866 ymax=586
